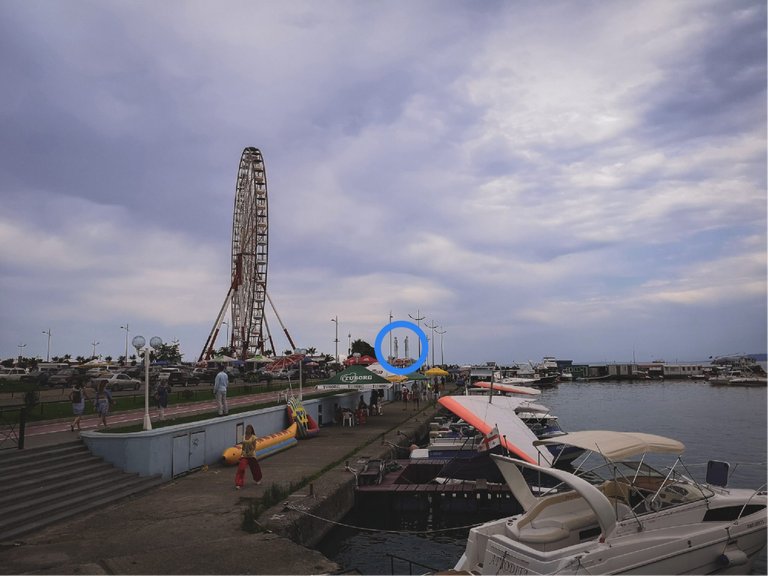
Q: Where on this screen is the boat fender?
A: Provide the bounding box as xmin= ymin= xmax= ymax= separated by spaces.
xmin=717 ymin=547 xmax=748 ymax=567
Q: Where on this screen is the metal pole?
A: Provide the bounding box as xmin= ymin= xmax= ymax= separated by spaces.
xmin=42 ymin=329 xmax=51 ymax=362
xmin=331 ymin=316 xmax=339 ymax=363
xmin=436 ymin=328 xmax=446 ymax=365
xmin=144 ymin=347 xmax=152 ymax=430
xmin=121 ymin=324 xmax=129 ymax=364
xmin=408 ymin=310 xmax=425 ymax=359
xmin=425 ymin=321 xmax=439 ymax=367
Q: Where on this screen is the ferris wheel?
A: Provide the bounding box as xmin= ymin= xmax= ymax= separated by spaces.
xmin=199 ymin=147 xmax=295 ymax=362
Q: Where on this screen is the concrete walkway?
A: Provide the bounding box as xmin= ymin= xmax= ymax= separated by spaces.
xmin=0 ymin=396 xmax=443 ymax=575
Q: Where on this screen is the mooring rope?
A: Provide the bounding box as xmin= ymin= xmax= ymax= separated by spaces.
xmin=284 ymin=503 xmax=485 ymax=535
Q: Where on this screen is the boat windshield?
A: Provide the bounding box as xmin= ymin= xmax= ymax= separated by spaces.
xmin=576 ymin=459 xmax=715 ymax=514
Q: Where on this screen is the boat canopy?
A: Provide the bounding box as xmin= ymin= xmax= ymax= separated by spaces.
xmin=438 ymin=395 xmax=548 ymax=466
xmin=534 ymin=430 xmax=685 ymax=460
xmin=471 ymin=381 xmax=541 ymax=396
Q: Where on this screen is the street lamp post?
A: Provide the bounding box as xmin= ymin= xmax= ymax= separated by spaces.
xmin=120 ymin=324 xmax=130 ymax=365
xmin=42 ymin=329 xmax=51 ymax=362
xmin=331 ymin=316 xmax=339 ymax=364
xmin=436 ymin=327 xmax=447 ymax=365
xmin=348 ymin=333 xmax=351 ymax=357
xmin=408 ymin=310 xmax=425 ymax=359
xmin=389 ymin=310 xmax=393 ymax=361
xmin=133 ymin=335 xmax=163 ymax=431
xmin=425 ymin=320 xmax=439 ymax=368
xmin=295 ymin=348 xmax=307 ymax=400
xmin=91 ymin=341 xmax=100 ymax=359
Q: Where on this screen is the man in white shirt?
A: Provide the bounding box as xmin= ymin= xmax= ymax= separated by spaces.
xmin=213 ymin=365 xmax=229 ymax=416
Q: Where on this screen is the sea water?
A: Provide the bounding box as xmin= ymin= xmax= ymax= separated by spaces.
xmin=317 ymin=380 xmax=767 ymax=575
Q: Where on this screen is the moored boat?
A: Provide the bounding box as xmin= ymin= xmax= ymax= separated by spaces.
xmin=454 ymin=430 xmax=768 ymax=575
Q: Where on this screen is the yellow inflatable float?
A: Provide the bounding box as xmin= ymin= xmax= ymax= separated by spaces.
xmin=221 ymin=422 xmax=298 ymax=465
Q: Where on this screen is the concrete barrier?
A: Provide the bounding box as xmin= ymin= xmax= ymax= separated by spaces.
xmin=79 ymin=392 xmax=372 ymax=479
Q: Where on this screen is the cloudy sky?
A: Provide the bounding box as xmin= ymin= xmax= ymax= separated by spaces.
xmin=1 ymin=0 xmax=765 ymax=366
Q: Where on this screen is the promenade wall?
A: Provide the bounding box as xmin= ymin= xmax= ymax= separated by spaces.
xmin=80 ymin=391 xmax=366 ymax=479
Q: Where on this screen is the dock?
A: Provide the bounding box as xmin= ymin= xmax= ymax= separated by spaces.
xmin=0 ymin=395 xmax=446 ymax=575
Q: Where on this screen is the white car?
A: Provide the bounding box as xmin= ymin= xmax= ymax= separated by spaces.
xmin=0 ymin=367 xmax=28 ymax=381
xmin=91 ymin=372 xmax=142 ymax=391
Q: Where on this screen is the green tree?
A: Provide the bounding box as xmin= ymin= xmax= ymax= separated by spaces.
xmin=351 ymin=339 xmax=375 ymax=357
xmin=155 ymin=342 xmax=182 ymax=364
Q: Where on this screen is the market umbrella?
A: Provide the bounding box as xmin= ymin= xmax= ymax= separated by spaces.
xmin=386 ymin=374 xmax=408 ymax=383
xmin=405 ymin=372 xmax=429 ymax=381
xmin=425 ymin=367 xmax=449 ymax=376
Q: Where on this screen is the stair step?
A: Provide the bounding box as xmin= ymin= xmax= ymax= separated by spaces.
xmin=0 ymin=442 xmax=87 ymax=467
xmin=2 ymin=468 xmax=140 ymax=516
xmin=0 ymin=475 xmax=165 ymax=542
xmin=0 ymin=447 xmax=94 ymax=480
xmin=0 ymin=473 xmax=160 ymax=532
xmin=0 ymin=466 xmax=119 ymax=505
xmin=0 ymin=457 xmax=110 ymax=495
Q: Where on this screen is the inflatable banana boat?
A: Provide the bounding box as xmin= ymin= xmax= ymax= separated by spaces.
xmin=221 ymin=422 xmax=298 ymax=465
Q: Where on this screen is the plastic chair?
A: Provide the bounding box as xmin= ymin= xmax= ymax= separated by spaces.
xmin=342 ymin=411 xmax=355 ymax=427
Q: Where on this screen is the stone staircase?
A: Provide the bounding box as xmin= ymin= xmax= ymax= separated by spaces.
xmin=0 ymin=441 xmax=165 ymax=542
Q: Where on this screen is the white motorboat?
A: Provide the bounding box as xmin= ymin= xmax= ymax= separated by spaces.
xmin=454 ymin=430 xmax=767 ymax=574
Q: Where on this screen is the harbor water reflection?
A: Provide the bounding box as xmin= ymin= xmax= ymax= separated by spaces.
xmin=317 ymin=379 xmax=767 ymax=575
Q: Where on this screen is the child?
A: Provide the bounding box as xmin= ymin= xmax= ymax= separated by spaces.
xmin=235 ymin=424 xmax=262 ymax=490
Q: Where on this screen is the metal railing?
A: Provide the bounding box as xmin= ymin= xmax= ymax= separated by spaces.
xmin=0 ymin=407 xmax=26 ymax=450
xmin=386 ymin=552 xmax=438 ymax=575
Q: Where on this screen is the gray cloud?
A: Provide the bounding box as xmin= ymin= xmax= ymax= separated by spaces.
xmin=0 ymin=1 xmax=764 ymax=364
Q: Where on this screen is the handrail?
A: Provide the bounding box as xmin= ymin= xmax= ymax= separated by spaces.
xmin=386 ymin=552 xmax=438 ymax=575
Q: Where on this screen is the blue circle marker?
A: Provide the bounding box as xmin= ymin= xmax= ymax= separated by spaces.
xmin=374 ymin=320 xmax=429 ymax=375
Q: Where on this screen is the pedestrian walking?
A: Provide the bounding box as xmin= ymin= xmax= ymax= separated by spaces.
xmin=402 ymin=383 xmax=409 ymax=411
xmin=413 ymin=382 xmax=420 ymax=411
xmin=155 ymin=380 xmax=169 ymax=420
xmin=214 ymin=364 xmax=229 ymax=416
xmin=94 ymin=381 xmax=113 ymax=429
xmin=235 ymin=424 xmax=262 ymax=490
xmin=69 ymin=382 xmax=88 ymax=431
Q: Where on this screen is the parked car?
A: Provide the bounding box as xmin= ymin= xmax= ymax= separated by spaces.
xmin=158 ymin=367 xmax=199 ymax=388
xmin=192 ymin=367 xmax=217 ymax=380
xmin=245 ymin=370 xmax=273 ymax=384
xmin=272 ymin=368 xmax=299 ymax=380
xmin=48 ymin=368 xmax=80 ymax=388
xmin=91 ymin=372 xmax=142 ymax=391
xmin=0 ymin=367 xmax=29 ymax=381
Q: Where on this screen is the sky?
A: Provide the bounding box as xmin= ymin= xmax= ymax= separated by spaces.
xmin=0 ymin=0 xmax=765 ymax=367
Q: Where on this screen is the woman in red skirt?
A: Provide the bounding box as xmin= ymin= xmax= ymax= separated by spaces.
xmin=235 ymin=424 xmax=262 ymax=489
